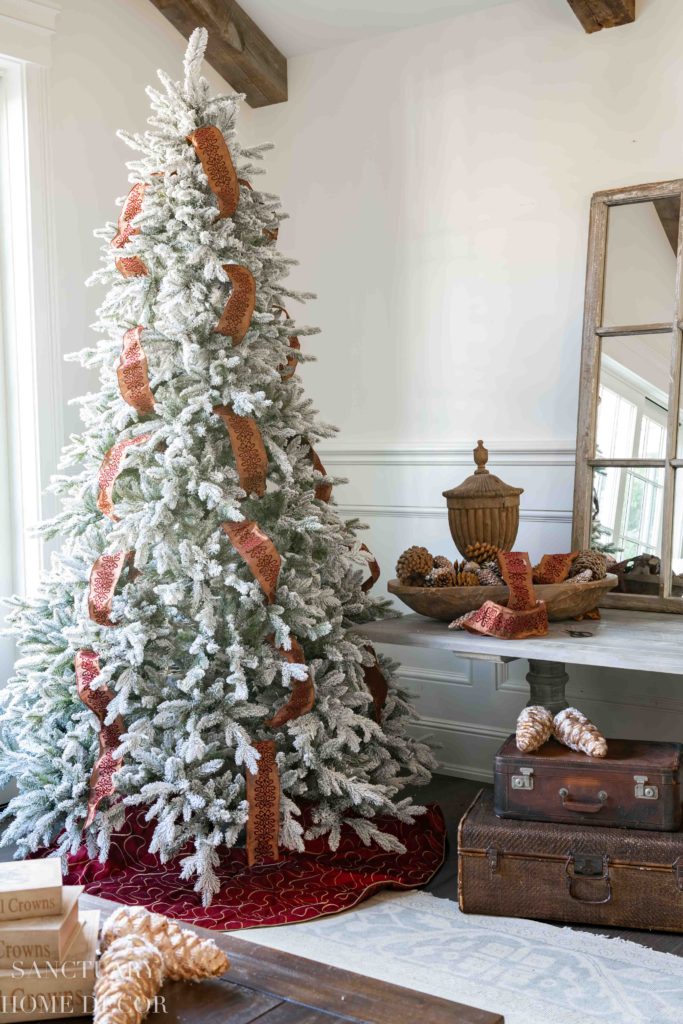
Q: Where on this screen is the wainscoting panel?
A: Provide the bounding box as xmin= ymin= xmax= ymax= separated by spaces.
xmin=322 ymin=439 xmax=683 ymax=780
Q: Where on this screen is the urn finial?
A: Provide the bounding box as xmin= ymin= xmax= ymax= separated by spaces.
xmin=473 ymin=440 xmax=489 ymax=475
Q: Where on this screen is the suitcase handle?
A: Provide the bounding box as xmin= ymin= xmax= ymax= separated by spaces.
xmin=565 ymin=854 xmax=612 ymax=904
xmin=559 ymin=787 xmax=607 ymax=814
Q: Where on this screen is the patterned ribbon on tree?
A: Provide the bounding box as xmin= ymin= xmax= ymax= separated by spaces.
xmin=187 ymin=125 xmax=240 ymax=219
xmin=213 ymin=406 xmax=267 ymax=497
xmin=215 ymin=264 xmax=256 ymax=344
xmin=272 ymin=305 xmax=300 ymax=380
xmin=362 ymin=646 xmax=389 ymax=723
xmin=533 ymin=552 xmax=578 ymax=585
xmin=97 ymin=435 xmax=151 ymax=521
xmin=112 ymin=183 xmax=148 ymax=278
xmin=221 ymin=521 xmax=281 ymax=604
xmin=245 ymin=740 xmax=280 ymax=865
xmin=75 ymin=650 xmax=124 ymax=827
xmin=118 ymin=327 xmax=155 ymax=414
xmin=88 ymin=551 xmax=136 ymax=627
xmin=360 ymin=542 xmax=380 ymax=594
xmin=264 ymin=636 xmax=315 ymax=729
xmin=308 ymin=446 xmax=332 ymax=503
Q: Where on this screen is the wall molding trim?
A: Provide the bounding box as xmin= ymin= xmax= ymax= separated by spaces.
xmin=0 ymin=0 xmax=60 ymax=65
xmin=397 ymin=664 xmax=473 ymax=690
xmin=338 ymin=503 xmax=572 ymax=524
xmin=317 ymin=439 xmax=577 ymax=468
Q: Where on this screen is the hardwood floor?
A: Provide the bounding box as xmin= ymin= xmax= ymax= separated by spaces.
xmin=414 ymin=774 xmax=683 ymax=957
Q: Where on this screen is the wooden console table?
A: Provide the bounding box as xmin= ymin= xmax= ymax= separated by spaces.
xmin=67 ymin=894 xmax=501 ymax=1024
xmin=354 ymin=609 xmax=683 ymax=713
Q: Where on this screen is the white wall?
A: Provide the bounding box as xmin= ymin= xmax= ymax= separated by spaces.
xmin=237 ymin=0 xmax=683 ymax=778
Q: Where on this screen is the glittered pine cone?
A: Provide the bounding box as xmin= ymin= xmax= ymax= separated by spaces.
xmin=464 ymin=542 xmax=500 ymax=566
xmin=568 ymin=569 xmax=593 ymax=584
xmin=396 ymin=545 xmax=433 ymax=584
xmin=425 ymin=566 xmax=457 ymax=587
xmin=476 ymin=567 xmax=503 ymax=586
xmin=569 ymin=549 xmax=607 ymax=581
xmin=433 ymin=555 xmax=453 ymax=570
xmin=455 ymin=570 xmax=480 ymax=587
xmin=516 ymin=706 xmax=554 ymax=753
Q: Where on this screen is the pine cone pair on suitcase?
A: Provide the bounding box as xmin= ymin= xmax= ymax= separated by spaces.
xmin=516 ymin=705 xmax=607 ymax=757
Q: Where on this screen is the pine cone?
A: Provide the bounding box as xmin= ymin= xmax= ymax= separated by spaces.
xmin=94 ymin=934 xmax=164 ymax=1024
xmin=481 ymin=560 xmax=502 ymax=575
xmin=568 ymin=569 xmax=593 ymax=584
xmin=396 ymin=545 xmax=433 ymax=584
xmin=433 ymin=555 xmax=453 ymax=570
xmin=455 ymin=570 xmax=479 ymax=587
xmin=462 ymin=560 xmax=481 ymax=574
xmin=464 ymin=542 xmax=500 ymax=566
xmin=476 ymin=567 xmax=504 ymax=586
xmin=101 ymin=906 xmax=229 ymax=982
xmin=569 ymin=550 xmax=607 ymax=581
xmin=516 ymin=706 xmax=554 ymax=753
xmin=553 ymin=707 xmax=607 ymax=758
xmin=425 ymin=566 xmax=457 ymax=587
xmin=448 ymin=612 xmax=474 ymax=630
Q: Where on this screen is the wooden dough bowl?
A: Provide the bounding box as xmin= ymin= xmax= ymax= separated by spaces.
xmin=388 ymin=573 xmax=618 ymax=623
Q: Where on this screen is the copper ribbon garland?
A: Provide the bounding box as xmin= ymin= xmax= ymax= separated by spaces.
xmin=362 ymin=647 xmax=389 ymax=724
xmin=97 ymin=435 xmax=150 ymax=521
xmin=245 ymin=740 xmax=281 ymax=865
xmin=118 ymin=327 xmax=155 ymax=414
xmin=214 ymin=406 xmax=267 ymax=497
xmin=75 ymin=650 xmax=124 ymax=827
xmin=88 ymin=551 xmax=135 ymax=627
xmin=533 ymin=552 xmax=578 ymax=585
xmin=112 ymin=182 xmax=148 ymax=278
xmin=272 ymin=305 xmax=300 ymax=381
xmin=222 ymin=521 xmax=281 ymax=604
xmin=215 ymin=264 xmax=256 ymax=344
xmin=187 ymin=125 xmax=240 ymax=219
xmin=264 ymin=637 xmax=315 ymax=729
xmin=308 ymin=446 xmax=332 ymax=503
xmin=360 ymin=542 xmax=381 ymax=594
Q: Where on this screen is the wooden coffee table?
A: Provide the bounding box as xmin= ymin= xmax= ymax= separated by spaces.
xmin=73 ymin=893 xmax=503 ymax=1024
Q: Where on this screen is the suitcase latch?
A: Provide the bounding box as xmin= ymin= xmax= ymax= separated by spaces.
xmin=674 ymin=857 xmax=683 ymax=893
xmin=634 ymin=775 xmax=659 ymax=800
xmin=511 ymin=767 xmax=534 ymax=791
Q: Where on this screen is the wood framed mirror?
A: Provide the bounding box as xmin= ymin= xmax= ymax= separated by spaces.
xmin=572 ymin=179 xmax=683 ymax=612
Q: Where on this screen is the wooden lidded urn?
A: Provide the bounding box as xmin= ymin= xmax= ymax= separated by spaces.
xmin=442 ymin=440 xmax=524 ymax=556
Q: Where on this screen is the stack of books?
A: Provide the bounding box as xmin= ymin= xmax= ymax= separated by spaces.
xmin=0 ymin=861 xmax=98 ymax=1022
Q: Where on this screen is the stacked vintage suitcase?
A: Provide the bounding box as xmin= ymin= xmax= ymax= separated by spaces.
xmin=458 ymin=733 xmax=683 ymax=932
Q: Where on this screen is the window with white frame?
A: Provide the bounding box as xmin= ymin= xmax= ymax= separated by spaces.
xmin=594 ymin=361 xmax=668 ymax=559
xmin=0 ymin=37 xmax=61 ymax=697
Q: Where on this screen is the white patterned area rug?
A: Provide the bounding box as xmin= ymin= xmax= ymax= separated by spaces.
xmin=236 ymin=890 xmax=683 ymax=1024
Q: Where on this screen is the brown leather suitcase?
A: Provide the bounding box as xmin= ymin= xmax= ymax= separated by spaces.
xmin=458 ymin=789 xmax=683 ymax=931
xmin=494 ymin=736 xmax=682 ymax=831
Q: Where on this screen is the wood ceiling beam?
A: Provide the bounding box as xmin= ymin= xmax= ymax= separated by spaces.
xmin=149 ymin=0 xmax=287 ymax=107
xmin=567 ymin=0 xmax=635 ymax=33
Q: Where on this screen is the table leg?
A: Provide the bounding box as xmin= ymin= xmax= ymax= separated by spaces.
xmin=525 ymin=659 xmax=569 ymax=714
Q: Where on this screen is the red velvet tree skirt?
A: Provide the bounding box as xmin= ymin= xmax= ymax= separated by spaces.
xmin=56 ymin=804 xmax=446 ymax=929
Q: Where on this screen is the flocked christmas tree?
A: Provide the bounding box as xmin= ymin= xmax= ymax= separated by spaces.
xmin=0 ymin=30 xmax=433 ymax=903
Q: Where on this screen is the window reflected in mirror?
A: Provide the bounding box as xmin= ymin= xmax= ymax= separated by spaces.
xmin=673 ymin=472 xmax=683 ymax=597
xmin=596 ymin=336 xmax=669 ymax=460
xmin=592 ymin=466 xmax=664 ymax=561
xmin=603 ymin=199 xmax=679 ymax=326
